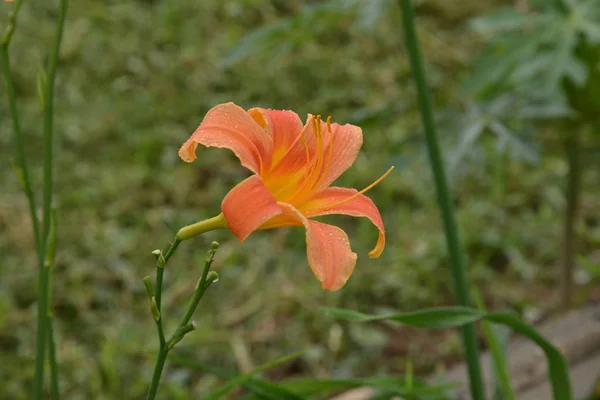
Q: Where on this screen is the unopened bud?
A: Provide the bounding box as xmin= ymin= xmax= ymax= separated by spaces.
xmin=142 ymin=276 xmax=154 ymax=298
xmin=168 ymin=322 xmax=197 ymax=350
xmin=204 ymin=271 xmax=219 ymax=289
xmin=150 ymin=296 xmax=161 ymax=321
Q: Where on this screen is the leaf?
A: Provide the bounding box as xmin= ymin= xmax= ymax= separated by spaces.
xmin=171 ymin=355 xmax=304 ymax=400
xmin=275 ymin=377 xmax=457 ymax=399
xmin=201 ymin=351 xmax=304 ymax=400
xmin=219 ymin=1 xmax=355 ymax=68
xmin=517 ymin=103 xmax=572 ymax=119
xmin=354 ymin=0 xmax=394 ymax=32
xmin=324 ymin=306 xmax=485 ymax=327
xmin=326 ymin=306 xmax=572 ymax=400
xmin=240 ymin=380 xmax=305 ymax=400
xmin=448 ymin=119 xmax=486 ymax=173
xmin=488 ymin=120 xmax=539 ymax=164
xmin=473 ymin=291 xmax=515 ymax=400
xmin=469 ymin=8 xmax=532 ymax=33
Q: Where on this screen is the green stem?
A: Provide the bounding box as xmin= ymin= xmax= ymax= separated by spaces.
xmin=1 ymin=0 xmax=40 ymax=255
xmin=41 ymin=0 xmax=68 ymax=245
xmin=562 ymin=129 xmax=581 ymax=309
xmin=146 ymin=238 xmax=181 ymax=400
xmin=176 ymin=213 xmax=227 ymax=240
xmin=147 ymin=348 xmax=168 ymax=400
xmin=34 ymin=1 xmax=68 ymax=398
xmin=33 ymin=267 xmax=50 ymax=399
xmin=146 ymin=237 xmax=220 ymax=400
xmin=397 ymin=1 xmax=485 ymax=399
xmin=179 ymin=242 xmax=219 ymax=327
xmin=155 ymin=238 xmax=181 ymax=309
xmin=48 ymin=317 xmax=60 ymax=400
xmin=46 ymin=210 xmax=59 ymax=399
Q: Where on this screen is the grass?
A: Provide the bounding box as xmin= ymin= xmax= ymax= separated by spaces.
xmin=1 ymin=0 xmax=600 ymax=398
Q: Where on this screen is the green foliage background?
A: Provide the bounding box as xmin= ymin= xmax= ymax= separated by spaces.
xmin=1 ymin=0 xmax=599 ymax=398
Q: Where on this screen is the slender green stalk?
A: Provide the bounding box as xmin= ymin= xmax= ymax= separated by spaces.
xmin=397 ymin=1 xmax=485 ymax=399
xmin=146 ymin=239 xmax=220 ymax=400
xmin=47 ymin=317 xmax=60 ymax=400
xmin=562 ymin=129 xmax=581 ymax=309
xmin=34 ymin=1 xmax=68 ymax=398
xmin=46 ymin=209 xmax=60 ymax=400
xmin=179 ymin=242 xmax=219 ymax=327
xmin=147 ymin=348 xmax=169 ymax=400
xmin=1 ymin=0 xmax=41 ymax=255
xmin=155 ymin=239 xmax=181 ymax=309
xmin=146 ymin=238 xmax=181 ymax=400
xmin=473 ymin=291 xmax=514 ymax=400
xmin=41 ymin=0 xmax=68 ymax=243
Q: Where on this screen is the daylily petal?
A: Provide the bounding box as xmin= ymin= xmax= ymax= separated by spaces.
xmin=248 ymin=108 xmax=304 ymax=161
xmin=315 ymin=123 xmax=362 ymax=191
xmin=179 ymin=103 xmax=273 ymax=174
xmin=264 ymin=114 xmax=316 ymax=177
xmin=222 ymin=175 xmax=282 ymax=241
xmin=300 ymin=187 xmax=385 ymax=258
xmin=263 ymin=115 xmax=333 ymax=203
xmin=277 ymin=203 xmax=357 ymax=291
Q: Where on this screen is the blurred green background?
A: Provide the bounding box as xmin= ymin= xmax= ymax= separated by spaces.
xmin=1 ymin=0 xmax=599 ymax=398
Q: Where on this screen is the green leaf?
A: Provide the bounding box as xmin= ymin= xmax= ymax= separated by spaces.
xmin=240 ymin=380 xmax=305 ymax=400
xmin=473 ymin=291 xmax=515 ymax=400
xmin=326 ymin=307 xmax=572 ymax=400
xmin=469 ymin=8 xmax=532 ymax=33
xmin=276 ymin=377 xmax=457 ymax=399
xmin=448 ymin=119 xmax=486 ymax=173
xmin=171 ymin=355 xmax=304 ymax=400
xmin=201 ymin=351 xmax=304 ymax=400
xmin=324 ymin=306 xmax=485 ymax=327
xmin=488 ymin=121 xmax=539 ymax=164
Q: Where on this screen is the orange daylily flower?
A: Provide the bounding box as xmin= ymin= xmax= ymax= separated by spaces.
xmin=179 ymin=102 xmax=391 ymax=291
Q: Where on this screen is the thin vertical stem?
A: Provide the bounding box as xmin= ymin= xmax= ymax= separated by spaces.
xmin=34 ymin=1 xmax=68 ymax=398
xmin=147 ymin=237 xmax=181 ymax=400
xmin=0 ymin=0 xmax=40 ymax=255
xmin=41 ymin=0 xmax=68 ymax=247
xmin=146 ymin=238 xmax=220 ymax=400
xmin=397 ymin=1 xmax=485 ymax=399
xmin=146 ymin=348 xmax=168 ymax=400
xmin=47 ymin=318 xmax=60 ymax=400
xmin=46 ymin=209 xmax=60 ymax=400
xmin=562 ymin=129 xmax=581 ymax=309
xmin=155 ymin=239 xmax=181 ymax=309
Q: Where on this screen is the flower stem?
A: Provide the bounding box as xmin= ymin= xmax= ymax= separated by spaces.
xmin=397 ymin=1 xmax=485 ymax=399
xmin=178 ymin=242 xmax=219 ymax=327
xmin=46 ymin=209 xmax=60 ymax=400
xmin=47 ymin=317 xmax=60 ymax=400
xmin=1 ymin=0 xmax=40 ymax=254
xmin=146 ymin=230 xmax=221 ymax=400
xmin=155 ymin=239 xmax=181 ymax=309
xmin=147 ymin=348 xmax=169 ymax=400
xmin=32 ymin=1 xmax=68 ymax=397
xmin=562 ymin=127 xmax=581 ymax=309
xmin=176 ymin=213 xmax=227 ymax=240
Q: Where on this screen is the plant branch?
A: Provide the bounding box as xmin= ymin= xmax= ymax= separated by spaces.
xmin=562 ymin=129 xmax=581 ymax=309
xmin=146 ymin=239 xmax=220 ymax=400
xmin=397 ymin=1 xmax=485 ymax=399
xmin=33 ymin=1 xmax=68 ymax=398
xmin=1 ymin=0 xmax=41 ymax=254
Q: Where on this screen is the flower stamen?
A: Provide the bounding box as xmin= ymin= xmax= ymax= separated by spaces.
xmin=302 ymin=166 xmax=395 ymax=213
xmin=311 ymin=116 xmax=335 ymax=192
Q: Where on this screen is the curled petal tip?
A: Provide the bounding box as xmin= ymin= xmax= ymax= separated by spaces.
xmin=368 ymin=232 xmax=386 ymax=259
xmin=179 ymin=139 xmax=198 ymax=163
